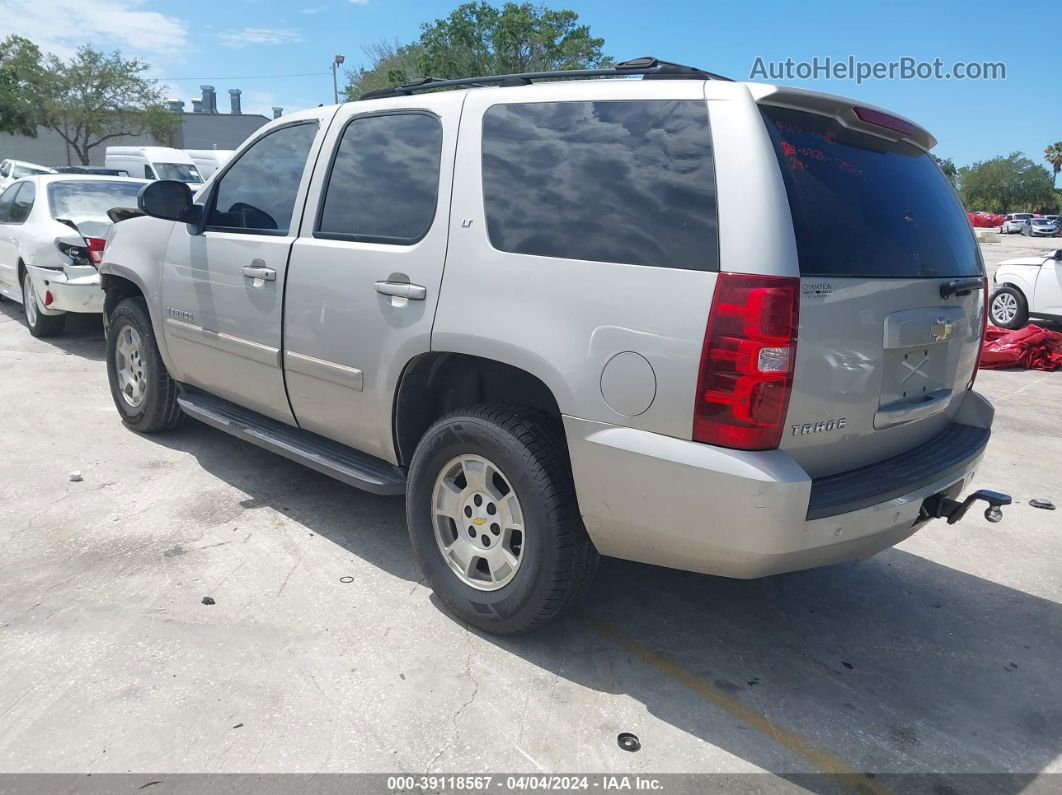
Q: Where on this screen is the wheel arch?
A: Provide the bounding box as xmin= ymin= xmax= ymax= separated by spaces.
xmin=393 ymin=352 xmax=565 ymax=467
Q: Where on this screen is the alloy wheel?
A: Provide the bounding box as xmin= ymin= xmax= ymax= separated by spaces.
xmin=431 ymin=454 xmax=526 ymax=591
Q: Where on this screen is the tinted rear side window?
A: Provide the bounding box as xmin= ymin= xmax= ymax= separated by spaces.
xmin=761 ymin=105 xmax=980 ymax=278
xmin=317 ymin=112 xmax=443 ymax=244
xmin=482 ymin=100 xmax=718 ymax=270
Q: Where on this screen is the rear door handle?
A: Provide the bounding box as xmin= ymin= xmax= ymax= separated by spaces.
xmin=375 ymin=280 xmax=426 ymax=300
xmin=242 ymin=265 xmax=276 ymax=282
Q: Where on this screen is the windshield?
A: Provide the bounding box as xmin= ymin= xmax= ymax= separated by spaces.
xmin=1032 ymin=219 xmax=1051 ymax=224
xmin=13 ymin=164 xmax=51 ymax=178
xmin=48 ymin=180 xmax=144 ymax=223
xmin=155 ymin=163 xmax=203 ymax=183
xmin=760 ymin=105 xmax=981 ymax=278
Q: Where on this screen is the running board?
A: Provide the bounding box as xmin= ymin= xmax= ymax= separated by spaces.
xmin=176 ymin=389 xmax=406 ymax=495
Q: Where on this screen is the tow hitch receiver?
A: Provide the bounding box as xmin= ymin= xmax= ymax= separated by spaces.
xmin=922 ymin=489 xmax=1013 ymax=524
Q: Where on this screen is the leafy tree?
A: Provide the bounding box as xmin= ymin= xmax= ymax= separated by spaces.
xmin=344 ymin=2 xmax=609 ymax=98
xmin=0 ymin=36 xmax=44 ymax=137
xmin=344 ymin=40 xmax=426 ymax=101
xmin=419 ymin=1 xmax=610 ymax=78
xmin=957 ymin=152 xmax=1055 ymax=213
xmin=1044 ymin=142 xmax=1062 ymax=188
xmin=931 ymin=154 xmax=958 ymax=188
xmin=31 ymin=45 xmax=177 ymax=165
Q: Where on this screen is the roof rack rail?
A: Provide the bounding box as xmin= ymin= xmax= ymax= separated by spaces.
xmin=358 ymin=56 xmax=731 ymax=100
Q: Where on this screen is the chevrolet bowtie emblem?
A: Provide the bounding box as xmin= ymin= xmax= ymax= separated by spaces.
xmin=930 ymin=318 xmax=953 ymax=342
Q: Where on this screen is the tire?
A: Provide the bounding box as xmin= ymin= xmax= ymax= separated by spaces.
xmin=406 ymin=404 xmax=598 ymax=635
xmin=105 ymin=296 xmax=185 ymax=432
xmin=21 ymin=270 xmax=66 ymax=338
xmin=989 ymin=285 xmax=1029 ymax=330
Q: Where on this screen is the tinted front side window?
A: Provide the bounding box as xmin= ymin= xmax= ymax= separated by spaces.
xmin=318 ymin=113 xmax=443 ymax=244
xmin=10 ymin=182 xmax=35 ymax=223
xmin=761 ymin=105 xmax=981 ymax=278
xmin=208 ymin=122 xmax=318 ymax=234
xmin=482 ymin=100 xmax=718 ymax=270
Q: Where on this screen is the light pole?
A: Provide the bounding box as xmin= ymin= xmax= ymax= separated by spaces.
xmin=331 ymin=54 xmax=346 ymax=104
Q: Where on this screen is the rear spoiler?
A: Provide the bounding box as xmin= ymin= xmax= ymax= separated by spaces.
xmin=107 ymin=206 xmax=144 ymax=224
xmin=746 ymin=84 xmax=937 ymax=152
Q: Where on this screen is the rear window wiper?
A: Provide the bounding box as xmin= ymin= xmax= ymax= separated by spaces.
xmin=939 ymin=277 xmax=982 ymax=298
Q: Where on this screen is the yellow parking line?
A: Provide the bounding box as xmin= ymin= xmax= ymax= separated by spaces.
xmin=581 ymin=615 xmax=891 ymax=795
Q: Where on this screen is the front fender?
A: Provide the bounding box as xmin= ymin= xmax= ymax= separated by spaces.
xmin=100 ymin=215 xmax=178 ymax=371
xmin=993 ymin=267 xmax=1038 ymax=304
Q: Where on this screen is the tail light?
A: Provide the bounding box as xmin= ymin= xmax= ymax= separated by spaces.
xmin=968 ymin=276 xmax=989 ymax=390
xmin=693 ymin=273 xmax=800 ymax=450
xmin=55 ymin=237 xmax=106 ymax=268
xmin=85 ymin=237 xmax=106 ymax=265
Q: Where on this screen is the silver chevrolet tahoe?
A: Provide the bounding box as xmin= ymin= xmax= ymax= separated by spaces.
xmin=99 ymin=58 xmax=1010 ymax=634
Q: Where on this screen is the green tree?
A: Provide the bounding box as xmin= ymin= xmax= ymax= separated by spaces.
xmin=0 ymin=36 xmax=44 ymax=137
xmin=957 ymin=152 xmax=1055 ymax=213
xmin=932 ymin=154 xmax=958 ymax=188
xmin=1044 ymin=142 xmax=1062 ymax=189
xmin=344 ymin=40 xmax=426 ymax=101
xmin=344 ymin=2 xmax=610 ymax=99
xmin=419 ymin=1 xmax=610 ymax=77
xmin=32 ymin=45 xmax=178 ymax=165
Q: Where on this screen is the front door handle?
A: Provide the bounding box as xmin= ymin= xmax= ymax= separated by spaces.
xmin=242 ymin=265 xmax=276 ymax=282
xmin=375 ymin=280 xmax=426 ymax=300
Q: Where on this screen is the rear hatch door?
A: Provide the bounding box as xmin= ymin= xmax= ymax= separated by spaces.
xmin=759 ymin=103 xmax=985 ymax=479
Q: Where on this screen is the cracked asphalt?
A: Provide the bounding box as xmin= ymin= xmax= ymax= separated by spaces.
xmin=0 ymin=234 xmax=1060 ymax=786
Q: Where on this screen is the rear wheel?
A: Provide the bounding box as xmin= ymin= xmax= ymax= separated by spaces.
xmin=106 ymin=297 xmax=185 ymax=432
xmin=21 ymin=271 xmax=66 ymax=338
xmin=406 ymin=405 xmax=598 ymax=635
xmin=989 ymin=285 xmax=1029 ymax=330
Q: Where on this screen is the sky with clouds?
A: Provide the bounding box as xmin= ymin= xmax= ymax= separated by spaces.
xmin=0 ymin=0 xmax=1057 ymax=172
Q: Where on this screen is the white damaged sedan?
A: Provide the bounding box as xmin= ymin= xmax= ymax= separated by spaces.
xmin=0 ymin=175 xmax=146 ymax=336
xmin=990 ymin=248 xmax=1062 ymax=329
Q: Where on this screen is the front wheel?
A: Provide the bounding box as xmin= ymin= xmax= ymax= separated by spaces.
xmin=989 ymin=285 xmax=1029 ymax=330
xmin=106 ymin=297 xmax=185 ymax=432
xmin=21 ymin=271 xmax=65 ymax=338
xmin=406 ymin=405 xmax=598 ymax=635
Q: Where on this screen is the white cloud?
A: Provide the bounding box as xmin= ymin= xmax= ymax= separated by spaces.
xmin=0 ymin=0 xmax=188 ymax=60
xmin=349 ymin=0 xmax=370 ymax=5
xmin=217 ymin=27 xmax=304 ymax=48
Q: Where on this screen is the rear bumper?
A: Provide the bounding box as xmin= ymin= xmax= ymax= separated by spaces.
xmin=563 ymin=390 xmax=994 ymax=579
xmin=26 ymin=266 xmax=103 ymax=314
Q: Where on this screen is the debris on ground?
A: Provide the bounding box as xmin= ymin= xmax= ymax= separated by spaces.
xmin=69 ymin=471 xmax=83 ymax=482
xmin=201 ymin=596 xmax=216 ymax=605
xmin=1030 ymin=499 xmax=1056 ymax=511
xmin=980 ymin=325 xmax=1062 ymax=371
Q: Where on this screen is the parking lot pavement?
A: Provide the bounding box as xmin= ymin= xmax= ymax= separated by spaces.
xmin=0 ymin=269 xmax=1060 ymax=788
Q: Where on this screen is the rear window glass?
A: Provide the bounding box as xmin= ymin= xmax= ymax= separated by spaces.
xmin=48 ymin=181 xmax=143 ymax=222
xmin=482 ymin=100 xmax=718 ymax=271
xmin=761 ymin=105 xmax=981 ymax=278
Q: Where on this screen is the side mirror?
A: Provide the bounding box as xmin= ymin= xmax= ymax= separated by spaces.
xmin=137 ymin=180 xmax=199 ymax=223
xmin=1053 ymin=249 xmax=1062 ymax=261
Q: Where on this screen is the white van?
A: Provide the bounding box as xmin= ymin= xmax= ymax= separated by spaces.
xmin=184 ymin=149 xmax=234 ymax=179
xmin=104 ymin=147 xmax=204 ymax=186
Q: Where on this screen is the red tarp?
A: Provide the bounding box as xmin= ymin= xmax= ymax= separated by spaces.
xmin=968 ymin=212 xmax=1005 ymax=228
xmin=979 ymin=324 xmax=1062 ymax=371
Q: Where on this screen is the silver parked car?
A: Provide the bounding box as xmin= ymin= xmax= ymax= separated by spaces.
xmin=1021 ymin=218 xmax=1059 ymax=237
xmin=99 ymin=57 xmax=1010 ymax=634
